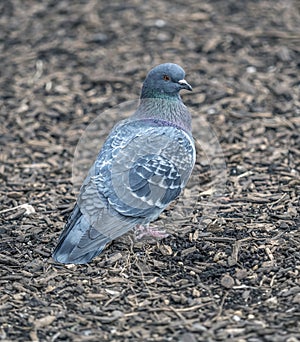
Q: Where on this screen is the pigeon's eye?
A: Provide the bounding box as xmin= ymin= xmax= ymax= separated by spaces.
xmin=163 ymin=74 xmax=170 ymax=81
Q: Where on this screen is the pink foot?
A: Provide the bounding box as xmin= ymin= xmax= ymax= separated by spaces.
xmin=134 ymin=224 xmax=169 ymax=240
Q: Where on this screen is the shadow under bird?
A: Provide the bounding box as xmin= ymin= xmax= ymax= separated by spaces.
xmin=53 ymin=63 xmax=195 ymax=264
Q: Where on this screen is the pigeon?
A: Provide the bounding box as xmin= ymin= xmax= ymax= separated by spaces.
xmin=52 ymin=63 xmax=195 ymax=264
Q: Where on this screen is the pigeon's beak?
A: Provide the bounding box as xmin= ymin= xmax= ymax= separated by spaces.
xmin=178 ymin=79 xmax=192 ymax=91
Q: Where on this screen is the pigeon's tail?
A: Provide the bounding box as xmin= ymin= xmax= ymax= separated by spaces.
xmin=52 ymin=204 xmax=111 ymax=264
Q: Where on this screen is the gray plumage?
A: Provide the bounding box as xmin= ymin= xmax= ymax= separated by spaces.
xmin=53 ymin=63 xmax=195 ymax=264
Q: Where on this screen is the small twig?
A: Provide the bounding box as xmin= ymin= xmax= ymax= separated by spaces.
xmin=0 ymin=203 xmax=35 ymax=215
xmin=215 ymin=291 xmax=229 ymax=320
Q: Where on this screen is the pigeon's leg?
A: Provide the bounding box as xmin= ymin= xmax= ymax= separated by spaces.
xmin=134 ymin=224 xmax=169 ymax=240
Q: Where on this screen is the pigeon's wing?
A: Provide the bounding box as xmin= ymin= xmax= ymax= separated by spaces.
xmin=53 ymin=119 xmax=195 ymax=264
xmin=93 ymin=119 xmax=195 ymax=220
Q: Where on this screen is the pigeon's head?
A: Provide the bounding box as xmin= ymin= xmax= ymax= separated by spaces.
xmin=141 ymin=63 xmax=192 ymax=99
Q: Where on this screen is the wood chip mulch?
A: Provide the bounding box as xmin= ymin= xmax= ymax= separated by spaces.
xmin=0 ymin=1 xmax=299 ymax=341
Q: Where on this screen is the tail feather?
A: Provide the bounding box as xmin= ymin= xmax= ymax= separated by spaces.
xmin=52 ymin=203 xmax=139 ymax=264
xmin=52 ymin=204 xmax=111 ymax=264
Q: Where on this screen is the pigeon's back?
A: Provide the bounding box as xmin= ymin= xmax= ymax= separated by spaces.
xmin=53 ymin=118 xmax=195 ymax=264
